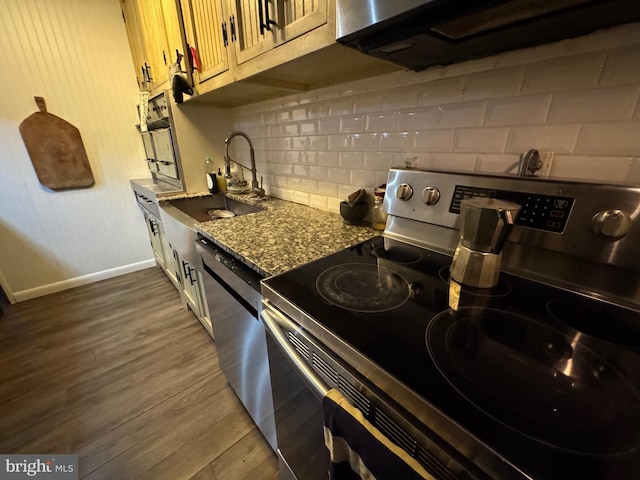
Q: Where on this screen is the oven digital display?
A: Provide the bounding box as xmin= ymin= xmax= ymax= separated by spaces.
xmin=449 ymin=185 xmax=574 ymax=233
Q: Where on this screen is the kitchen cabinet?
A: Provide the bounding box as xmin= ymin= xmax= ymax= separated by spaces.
xmin=180 ymin=257 xmax=212 ymax=335
xmin=123 ymin=0 xmax=398 ymax=105
xmin=142 ymin=210 xmax=166 ymax=269
xmin=121 ymin=0 xmax=186 ymax=93
xmin=230 ymin=0 xmax=327 ymax=65
xmin=180 ymin=0 xmax=233 ymax=87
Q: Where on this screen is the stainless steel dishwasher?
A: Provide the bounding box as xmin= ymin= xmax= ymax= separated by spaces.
xmin=196 ymin=235 xmax=277 ymax=452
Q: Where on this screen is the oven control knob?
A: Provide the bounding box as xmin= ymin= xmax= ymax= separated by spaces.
xmin=396 ymin=183 xmax=414 ymax=201
xmin=591 ymin=210 xmax=632 ymax=239
xmin=421 ymin=187 xmax=440 ymax=205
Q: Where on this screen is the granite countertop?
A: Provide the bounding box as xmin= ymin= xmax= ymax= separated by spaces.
xmin=195 ymin=193 xmax=378 ymax=277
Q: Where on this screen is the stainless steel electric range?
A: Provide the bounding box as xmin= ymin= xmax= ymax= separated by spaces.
xmin=261 ymin=167 xmax=640 ymax=480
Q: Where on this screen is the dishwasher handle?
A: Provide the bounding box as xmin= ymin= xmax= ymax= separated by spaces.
xmin=261 ymin=302 xmax=330 ymax=399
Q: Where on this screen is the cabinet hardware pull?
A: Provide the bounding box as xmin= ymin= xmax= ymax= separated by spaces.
xmin=264 ymin=0 xmax=276 ymax=31
xmin=162 ymin=50 xmax=167 ymax=65
xmin=189 ymin=267 xmax=197 ymax=285
xmin=222 ymin=21 xmax=228 ymax=47
xmin=144 ymin=63 xmax=153 ymax=82
xmin=230 ymin=15 xmax=236 ymax=42
xmin=258 ymin=0 xmax=265 ymax=35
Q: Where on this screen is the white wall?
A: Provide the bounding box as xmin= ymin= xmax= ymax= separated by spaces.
xmin=0 ymin=0 xmax=153 ymax=302
xmin=230 ymin=23 xmax=640 ymax=213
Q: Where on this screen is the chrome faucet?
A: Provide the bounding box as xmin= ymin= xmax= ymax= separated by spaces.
xmin=224 ymin=130 xmax=265 ymax=197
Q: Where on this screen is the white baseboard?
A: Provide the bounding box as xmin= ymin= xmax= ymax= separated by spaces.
xmin=13 ymin=259 xmax=157 ymax=303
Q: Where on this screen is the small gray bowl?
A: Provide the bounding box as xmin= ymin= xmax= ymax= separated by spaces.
xmin=340 ymin=201 xmax=367 ymax=225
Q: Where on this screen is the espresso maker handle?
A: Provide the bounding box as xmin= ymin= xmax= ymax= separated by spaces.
xmin=493 ymin=208 xmax=517 ymax=253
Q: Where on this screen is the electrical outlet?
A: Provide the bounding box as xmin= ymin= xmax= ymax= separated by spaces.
xmin=539 ymin=151 xmax=554 ymax=177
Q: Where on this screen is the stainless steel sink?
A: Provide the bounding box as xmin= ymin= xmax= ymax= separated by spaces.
xmin=167 ymin=195 xmax=265 ymax=223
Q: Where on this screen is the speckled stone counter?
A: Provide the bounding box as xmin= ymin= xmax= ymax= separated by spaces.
xmin=195 ymin=194 xmax=377 ymax=277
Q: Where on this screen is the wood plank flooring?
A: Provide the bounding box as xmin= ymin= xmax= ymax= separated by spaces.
xmin=0 ymin=267 xmax=278 ymax=479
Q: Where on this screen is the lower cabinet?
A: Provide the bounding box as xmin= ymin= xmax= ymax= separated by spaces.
xmin=143 ymin=211 xmax=167 ymax=268
xmin=156 ymin=205 xmax=213 ymax=338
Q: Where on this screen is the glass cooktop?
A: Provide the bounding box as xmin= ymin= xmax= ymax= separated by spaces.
xmin=262 ymin=236 xmax=640 ymax=479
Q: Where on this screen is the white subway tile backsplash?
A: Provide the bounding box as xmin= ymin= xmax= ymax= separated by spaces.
xmin=293 ymin=165 xmax=309 ymax=177
xmin=463 ymin=67 xmax=524 ymax=101
xmin=353 ymin=93 xmax=383 ymax=114
xmin=567 ymin=24 xmax=640 ymax=55
xmin=522 ymin=53 xmax=606 ymax=94
xmin=309 ymin=194 xmax=328 ymax=210
xmin=352 ymin=133 xmax=380 ymax=152
xmin=318 ymin=181 xmax=339 ymax=197
xmin=308 ymin=103 xmax=328 ymax=119
xmin=230 ymin=24 xmax=640 ymax=209
xmin=350 ymin=169 xmax=376 ymax=187
xmin=485 ymin=95 xmax=551 ymax=126
xmin=430 ymin=153 xmax=477 ymax=171
xmin=300 ymin=151 xmax=318 ymax=164
xmin=550 ymin=155 xmax=633 ymax=183
xmin=600 ymin=45 xmax=640 ymax=86
xmin=397 ymin=108 xmax=436 ymax=131
xmin=300 ymin=122 xmax=318 ymax=135
xmin=436 ymin=102 xmax=486 ymax=128
xmin=496 ymin=41 xmax=569 ymax=68
xmin=414 ymin=130 xmax=455 ymax=152
xmin=340 ymin=115 xmax=366 ymax=133
xmin=366 ymin=113 xmax=396 ymax=132
xmin=475 ymin=154 xmax=520 ymax=174
xmin=291 ymin=107 xmax=307 ymax=121
xmin=382 ymin=86 xmax=420 ymax=110
xmin=506 ymin=125 xmax=580 ymax=153
xmin=548 ymin=86 xmax=639 ymax=123
xmin=418 ymin=77 xmax=465 ymax=106
xmin=318 ymin=151 xmax=339 ymax=167
xmin=308 ymin=166 xmax=330 ymax=180
xmin=318 ymin=118 xmax=340 ymax=134
xmin=309 ymin=136 xmax=328 ymax=150
xmin=328 ymin=98 xmax=353 ymax=116
xmin=339 ymin=152 xmax=365 ymax=168
xmin=283 ymin=124 xmax=299 ymax=136
xmin=454 ymin=128 xmax=508 ymax=153
xmin=328 ymin=134 xmax=351 ymax=151
xmin=291 ymin=136 xmax=309 ymax=150
xmin=364 ymin=152 xmax=394 ymax=171
xmin=575 ymin=122 xmax=640 ymax=156
xmin=380 ymin=132 xmax=413 ymax=152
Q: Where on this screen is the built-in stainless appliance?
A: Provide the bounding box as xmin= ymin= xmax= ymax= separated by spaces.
xmin=196 ymin=235 xmax=277 ymax=452
xmin=137 ymin=93 xmax=181 ymax=190
xmin=261 ymin=167 xmax=640 ymax=480
xmin=336 ymin=0 xmax=640 ymax=71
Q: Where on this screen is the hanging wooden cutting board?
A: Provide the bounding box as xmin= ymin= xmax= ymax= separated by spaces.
xmin=19 ymin=96 xmax=94 ymax=190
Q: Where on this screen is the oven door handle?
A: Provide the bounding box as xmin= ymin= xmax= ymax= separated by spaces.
xmin=261 ymin=302 xmax=330 ymax=399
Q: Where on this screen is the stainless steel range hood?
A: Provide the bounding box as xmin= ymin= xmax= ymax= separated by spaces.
xmin=337 ymin=0 xmax=640 ymax=71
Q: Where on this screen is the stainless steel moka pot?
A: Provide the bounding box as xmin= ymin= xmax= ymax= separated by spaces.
xmin=450 ymin=198 xmax=521 ymax=289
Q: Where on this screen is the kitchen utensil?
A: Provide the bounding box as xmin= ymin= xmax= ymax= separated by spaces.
xmin=19 ymin=96 xmax=94 ymax=190
xmin=450 ymin=197 xmax=520 ymax=288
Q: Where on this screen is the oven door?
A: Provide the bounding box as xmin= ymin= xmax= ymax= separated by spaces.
xmin=151 ymin=128 xmax=179 ymax=179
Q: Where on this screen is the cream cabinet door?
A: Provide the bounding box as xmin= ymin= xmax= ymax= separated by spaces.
xmin=276 ymin=0 xmax=328 ymax=45
xmin=138 ymin=0 xmax=171 ymax=90
xmin=121 ymin=0 xmax=148 ymax=88
xmin=182 ymin=0 xmax=230 ymax=83
xmin=230 ymin=0 xmax=277 ymax=65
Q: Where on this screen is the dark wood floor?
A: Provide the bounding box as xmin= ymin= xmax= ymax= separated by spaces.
xmin=0 ymin=267 xmax=278 ymax=479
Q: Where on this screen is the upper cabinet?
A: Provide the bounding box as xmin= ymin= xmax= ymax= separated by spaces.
xmin=230 ymin=0 xmax=327 ymax=65
xmin=121 ymin=0 xmax=187 ymax=93
xmin=180 ymin=0 xmax=232 ymax=86
xmin=121 ymin=0 xmax=398 ymax=103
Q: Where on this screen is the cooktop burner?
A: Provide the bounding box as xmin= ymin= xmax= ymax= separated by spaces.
xmin=546 ymin=298 xmax=640 ymax=352
xmin=262 ymin=235 xmax=640 ymax=479
xmin=426 ymin=307 xmax=640 ymax=456
xmin=316 ymin=263 xmax=411 ymax=312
